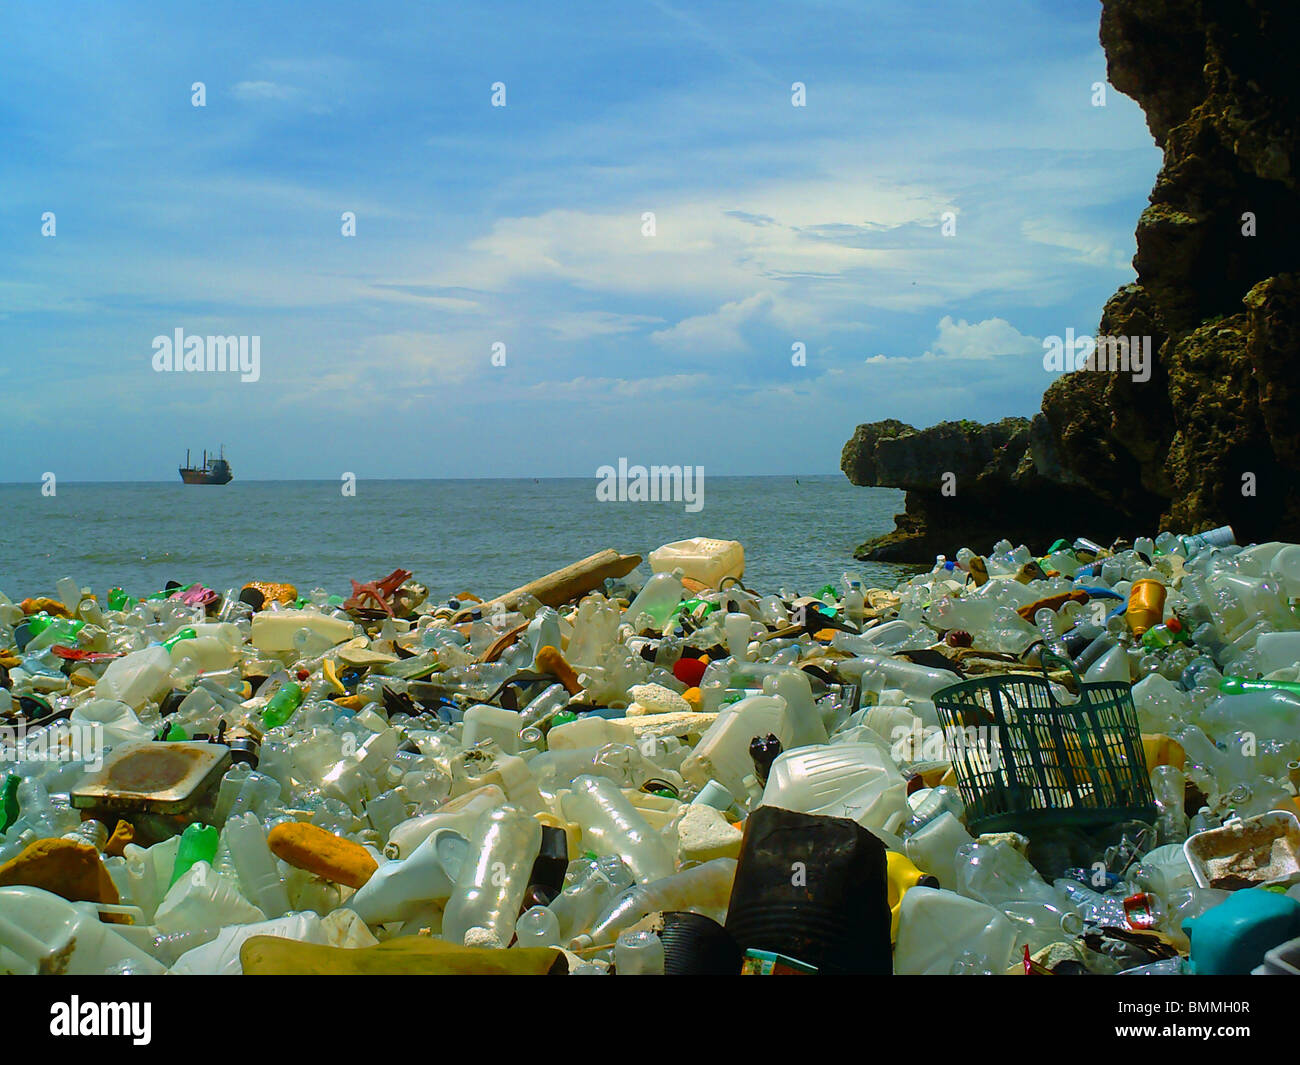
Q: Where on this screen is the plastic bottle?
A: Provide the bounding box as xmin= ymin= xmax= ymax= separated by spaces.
xmin=562 ymin=775 xmax=675 ymax=883
xmin=260 ymin=681 xmax=304 ymax=730
xmin=615 ymin=929 xmax=665 ymax=974
xmin=894 ymin=886 xmax=1018 ymax=975
xmin=587 ymin=857 xmax=737 ymax=945
xmin=515 ymin=905 xmax=562 ymax=948
xmin=626 ymin=570 xmax=684 ymax=629
xmin=171 ymin=824 xmax=220 ymax=886
xmin=223 ymin=813 xmax=291 ymax=919
xmin=441 ymin=805 xmax=541 ymax=946
xmin=347 ymin=828 xmax=469 ymax=925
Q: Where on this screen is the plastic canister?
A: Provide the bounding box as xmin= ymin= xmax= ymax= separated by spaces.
xmin=894 ymin=886 xmax=1018 ymax=975
xmin=0 ymin=885 xmax=166 ymax=975
xmin=1126 ymin=579 xmax=1167 ymax=637
xmin=649 ymin=538 xmax=744 ymax=588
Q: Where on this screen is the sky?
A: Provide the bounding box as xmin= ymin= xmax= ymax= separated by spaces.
xmin=0 ymin=0 xmax=1161 ymax=482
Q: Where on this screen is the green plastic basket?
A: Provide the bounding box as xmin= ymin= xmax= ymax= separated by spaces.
xmin=933 ymin=652 xmax=1156 ymax=836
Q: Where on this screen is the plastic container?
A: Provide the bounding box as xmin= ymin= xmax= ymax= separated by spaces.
xmin=724 ymin=806 xmax=891 ymax=975
xmin=223 ymin=813 xmax=291 ymax=919
xmin=934 ymin=652 xmax=1155 ymax=835
xmin=441 ymin=805 xmax=541 ymax=946
xmin=1183 ymin=888 xmax=1300 ymax=975
xmin=760 ymin=743 xmax=908 ymax=836
xmin=1183 ymin=811 xmax=1300 ymax=890
xmin=95 ymin=645 xmax=174 ymax=709
xmin=0 ymin=886 xmax=165 ymax=975
xmin=894 ymin=886 xmax=1018 ymax=975
xmin=1254 ymin=934 xmax=1300 ymax=975
xmin=649 ymin=538 xmax=744 ymax=588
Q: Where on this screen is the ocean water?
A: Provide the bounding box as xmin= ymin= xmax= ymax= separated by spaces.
xmin=0 ymin=477 xmax=915 ymax=604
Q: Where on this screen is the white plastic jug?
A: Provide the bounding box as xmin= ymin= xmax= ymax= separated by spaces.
xmin=893 ymin=886 xmax=1018 ymax=975
xmin=462 ymin=704 xmax=523 ymax=754
xmin=649 ymin=538 xmax=744 ymax=588
xmin=0 ymin=886 xmax=166 ymax=975
xmin=68 ymin=698 xmax=154 ymax=750
xmin=761 ymin=743 xmax=908 ymax=835
xmin=168 ymin=913 xmax=332 ymax=976
xmin=250 ymin=609 xmax=355 ymax=654
xmin=153 ymin=863 xmax=266 ymax=936
xmin=95 ymin=645 xmax=174 ymax=708
xmin=904 ymin=811 xmax=975 ymax=888
xmin=384 ymin=785 xmax=506 ymax=858
xmin=347 ymin=827 xmax=469 ymax=925
xmin=681 ymin=694 xmax=793 ymax=796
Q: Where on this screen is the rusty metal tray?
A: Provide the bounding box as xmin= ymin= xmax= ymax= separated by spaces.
xmin=71 ymin=741 xmax=231 ymax=814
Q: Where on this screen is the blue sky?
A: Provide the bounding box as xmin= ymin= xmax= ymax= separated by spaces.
xmin=0 ymin=0 xmax=1160 ymax=481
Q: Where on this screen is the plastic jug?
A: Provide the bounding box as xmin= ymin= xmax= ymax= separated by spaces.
xmin=95 ymin=645 xmax=174 ymax=708
xmin=762 ymin=669 xmax=828 ymax=748
xmin=152 ymin=863 xmax=266 ymax=936
xmin=904 ymin=811 xmax=975 ymax=889
xmin=384 ymin=786 xmax=505 ymax=858
xmin=681 ymin=694 xmax=792 ymax=796
xmin=626 ymin=570 xmax=684 ymax=629
xmin=760 ymin=743 xmax=908 ymax=835
xmin=67 ymin=698 xmax=154 ymax=750
xmin=347 ymin=827 xmax=469 ymax=925
xmin=649 ymin=538 xmax=744 ymax=588
xmin=0 ymin=885 xmax=166 ymax=975
xmin=250 ymin=609 xmax=354 ymax=654
xmin=894 ymin=886 xmax=1018 ymax=975
xmin=462 ymin=704 xmax=523 ymax=754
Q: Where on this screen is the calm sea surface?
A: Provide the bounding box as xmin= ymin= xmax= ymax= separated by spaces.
xmin=0 ymin=477 xmax=913 ymax=603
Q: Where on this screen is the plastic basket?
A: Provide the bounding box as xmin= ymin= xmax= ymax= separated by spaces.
xmin=933 ymin=652 xmax=1156 ymax=835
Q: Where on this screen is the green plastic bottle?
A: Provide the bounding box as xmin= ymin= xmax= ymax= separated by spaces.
xmin=170 ymin=823 xmax=219 ymax=885
xmin=1220 ymin=675 xmax=1300 ymax=696
xmin=161 ymin=627 xmax=198 ymax=652
xmin=261 ymin=681 xmax=304 ymax=730
xmin=0 ymin=775 xmax=20 ymax=834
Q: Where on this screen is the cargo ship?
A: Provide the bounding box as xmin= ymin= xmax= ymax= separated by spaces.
xmin=179 ymin=446 xmax=233 ymax=485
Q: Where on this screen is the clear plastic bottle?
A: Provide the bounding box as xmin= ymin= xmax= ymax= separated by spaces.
xmin=441 ymin=805 xmax=541 ymax=947
xmin=561 ymin=775 xmax=675 ymax=883
xmin=223 ymin=813 xmax=290 ymax=919
xmin=615 ymin=929 xmax=665 ymax=974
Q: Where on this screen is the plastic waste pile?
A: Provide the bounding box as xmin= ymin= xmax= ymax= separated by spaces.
xmin=2 ymin=530 xmax=1300 ymax=975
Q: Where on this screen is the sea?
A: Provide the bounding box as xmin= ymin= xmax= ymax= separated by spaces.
xmin=0 ymin=477 xmax=916 ymax=605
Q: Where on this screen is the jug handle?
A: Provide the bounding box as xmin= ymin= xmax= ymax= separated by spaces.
xmin=0 ymin=913 xmax=52 ymax=961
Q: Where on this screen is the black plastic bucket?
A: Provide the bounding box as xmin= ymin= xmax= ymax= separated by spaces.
xmin=724 ymin=806 xmax=892 ymax=975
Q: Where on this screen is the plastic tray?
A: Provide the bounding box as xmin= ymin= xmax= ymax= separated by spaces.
xmin=1183 ymin=810 xmax=1300 ymax=890
xmin=71 ymin=741 xmax=231 ymax=814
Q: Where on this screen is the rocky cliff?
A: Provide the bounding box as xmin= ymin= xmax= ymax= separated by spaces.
xmin=843 ymin=0 xmax=1300 ymax=562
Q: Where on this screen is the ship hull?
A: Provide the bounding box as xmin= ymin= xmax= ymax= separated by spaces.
xmin=179 ymin=469 xmax=233 ymax=485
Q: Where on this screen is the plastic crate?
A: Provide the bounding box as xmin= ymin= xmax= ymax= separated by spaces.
xmin=933 ymin=652 xmax=1156 ymax=835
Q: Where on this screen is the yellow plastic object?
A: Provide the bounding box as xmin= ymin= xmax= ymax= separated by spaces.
xmin=1126 ymin=579 xmax=1166 ymax=637
xmin=536 ymin=645 xmax=583 ymax=694
xmin=681 ymin=687 xmax=702 ymax=710
xmin=886 ymin=851 xmax=927 ymax=942
xmin=267 ymin=822 xmax=378 ymax=889
xmin=322 ymin=657 xmax=346 ymax=695
xmin=1142 ymin=733 xmax=1186 ymax=770
xmin=241 ymin=581 xmax=298 ymax=607
xmin=240 ymin=935 xmax=566 ymax=975
xmin=20 ymin=597 xmax=73 ymax=618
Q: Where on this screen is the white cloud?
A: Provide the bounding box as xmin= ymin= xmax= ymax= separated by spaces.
xmin=651 ymin=293 xmax=775 ymax=353
xmin=231 ymin=80 xmax=300 ymax=102
xmin=1021 ymin=217 xmax=1133 ymax=270
xmin=545 ymin=310 xmax=663 ymax=342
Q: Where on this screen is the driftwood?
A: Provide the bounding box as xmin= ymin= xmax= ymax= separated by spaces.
xmin=453 ymin=549 xmax=641 ymax=622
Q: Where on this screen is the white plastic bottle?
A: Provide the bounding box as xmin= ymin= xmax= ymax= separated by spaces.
xmin=223 ymin=813 xmax=291 ymax=919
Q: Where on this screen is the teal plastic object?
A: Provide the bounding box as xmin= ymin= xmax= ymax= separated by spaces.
xmin=1183 ymin=888 xmax=1300 ymax=975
